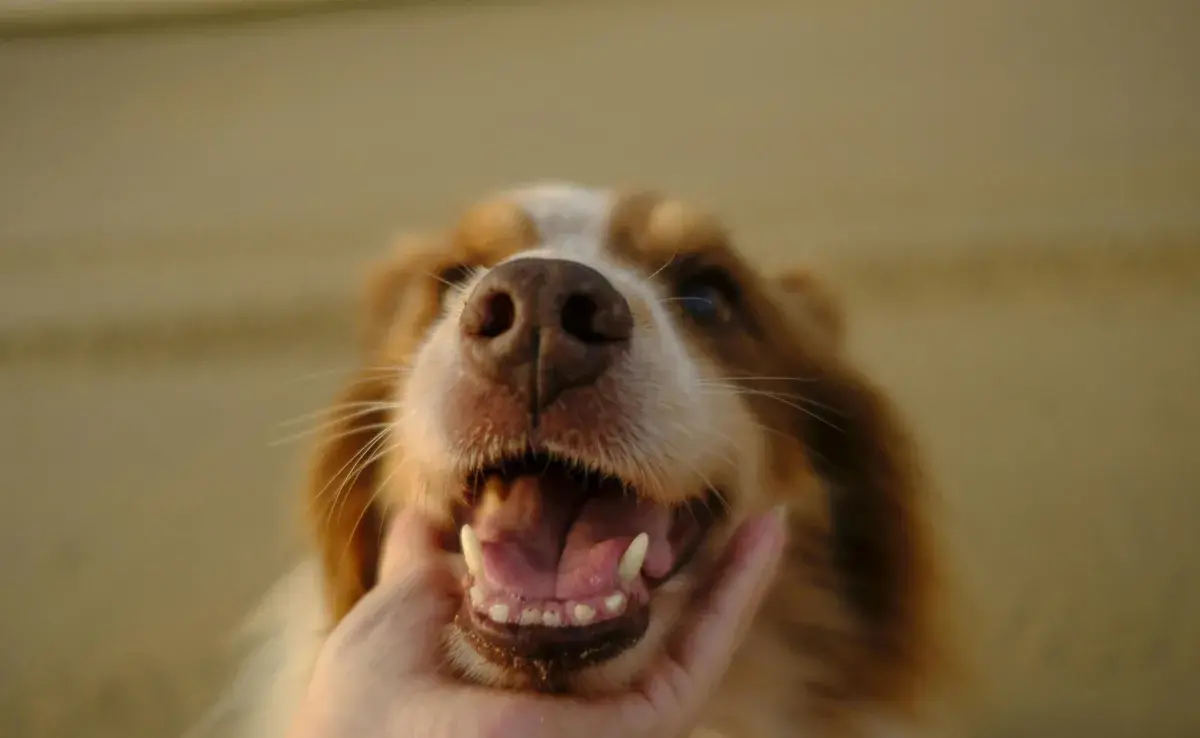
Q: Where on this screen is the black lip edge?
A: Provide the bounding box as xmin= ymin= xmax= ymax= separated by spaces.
xmin=462 ymin=446 xmax=624 ymax=487
xmin=455 ymin=598 xmax=651 ymax=672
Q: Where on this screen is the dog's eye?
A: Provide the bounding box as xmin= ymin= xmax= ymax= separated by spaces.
xmin=675 ymin=270 xmax=736 ymax=326
xmin=436 ymin=264 xmax=473 ymax=297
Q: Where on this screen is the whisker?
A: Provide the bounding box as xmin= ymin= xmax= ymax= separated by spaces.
xmin=270 ymin=421 xmax=395 ymax=450
xmin=699 ymin=382 xmax=845 ymax=414
xmin=270 ymin=402 xmax=397 ymax=448
xmin=705 ymin=427 xmax=742 ymax=471
xmin=651 ymin=433 xmax=730 ymax=514
xmin=656 ymin=296 xmax=712 ymax=306
xmin=426 ymin=271 xmax=456 ymax=289
xmin=338 ymin=452 xmax=410 ymax=573
xmin=742 ymin=392 xmax=841 ymax=431
xmin=704 ymin=374 xmax=819 ymax=384
xmin=328 ymin=431 xmax=400 ymax=526
xmin=698 ymin=383 xmax=846 ymax=425
xmin=282 ymin=364 xmax=409 ymax=387
xmin=745 ymin=417 xmax=798 ymax=441
xmin=314 ymin=423 xmax=392 ymax=509
xmin=644 ymin=252 xmax=677 ymax=283
xmin=325 ymin=405 xmax=416 ymax=527
xmin=277 ymin=400 xmax=398 ymax=429
xmin=315 ymin=369 xmax=412 ymax=397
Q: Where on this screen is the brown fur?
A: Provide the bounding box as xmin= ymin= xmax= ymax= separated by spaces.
xmin=306 ymin=187 xmax=955 ymax=734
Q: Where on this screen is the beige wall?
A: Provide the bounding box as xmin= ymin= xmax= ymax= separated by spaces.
xmin=2 ymin=0 xmax=1197 ymax=338
xmin=0 ymin=0 xmax=332 ymax=27
xmin=1 ymin=2 xmax=1198 ymax=736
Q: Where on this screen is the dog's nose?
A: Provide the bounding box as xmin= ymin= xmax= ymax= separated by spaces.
xmin=459 ymin=258 xmax=633 ymax=416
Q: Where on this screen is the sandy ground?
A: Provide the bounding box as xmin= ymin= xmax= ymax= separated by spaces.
xmin=1 ymin=1 xmax=1199 ymax=736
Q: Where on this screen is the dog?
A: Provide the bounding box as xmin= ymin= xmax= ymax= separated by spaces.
xmin=195 ymin=182 xmax=954 ymax=738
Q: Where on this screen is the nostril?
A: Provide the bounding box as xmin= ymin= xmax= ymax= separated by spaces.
xmin=561 ymin=293 xmax=608 ymax=343
xmin=473 ymin=291 xmax=516 ymax=338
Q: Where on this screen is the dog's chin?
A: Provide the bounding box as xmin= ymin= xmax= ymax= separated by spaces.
xmin=441 ymin=449 xmax=724 ymax=693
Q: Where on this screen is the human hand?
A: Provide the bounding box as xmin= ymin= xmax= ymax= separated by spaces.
xmin=288 ymin=505 xmax=787 ymax=738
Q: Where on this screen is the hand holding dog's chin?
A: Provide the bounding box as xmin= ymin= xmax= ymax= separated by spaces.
xmin=289 ymin=506 xmax=786 ymax=738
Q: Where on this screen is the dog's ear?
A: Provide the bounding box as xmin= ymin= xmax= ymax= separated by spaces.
xmin=308 ymin=239 xmax=441 ymax=620
xmin=805 ymin=360 xmax=952 ymax=706
xmin=771 ymin=267 xmax=846 ymax=353
xmin=306 ymin=369 xmax=391 ymax=620
xmin=756 ymin=359 xmax=954 ymax=723
xmin=358 ymin=235 xmax=441 ymax=355
xmin=360 ymin=254 xmax=409 ymax=354
xmin=754 ymin=270 xmax=954 ymax=716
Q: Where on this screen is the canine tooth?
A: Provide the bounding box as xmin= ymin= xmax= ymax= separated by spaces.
xmin=460 ymin=524 xmax=484 ymax=577
xmin=469 ymin=585 xmax=485 ymax=608
xmin=573 ymin=604 xmax=596 ymax=624
xmin=542 ymin=610 xmax=562 ymax=627
xmin=519 ymin=608 xmax=541 ymax=626
xmin=603 ymin=592 xmax=627 ymax=614
xmin=488 ymin=604 xmax=510 ymax=623
xmin=618 ymin=533 xmax=649 ymax=582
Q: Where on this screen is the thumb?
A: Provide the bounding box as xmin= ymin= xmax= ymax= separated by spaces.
xmin=455 ymin=509 xmax=789 ymax=738
xmin=323 ymin=507 xmax=460 ymax=676
xmin=637 ymin=508 xmax=788 ymax=727
xmin=377 ymin=505 xmax=450 ymax=583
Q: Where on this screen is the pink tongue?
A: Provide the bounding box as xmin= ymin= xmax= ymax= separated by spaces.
xmin=474 ymin=475 xmax=675 ymax=601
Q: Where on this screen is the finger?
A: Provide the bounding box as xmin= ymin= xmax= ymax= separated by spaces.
xmin=499 ymin=510 xmax=790 ymax=738
xmin=678 ymin=507 xmax=787 ymax=674
xmin=372 ymin=506 xmax=460 ymax=649
xmin=375 ymin=514 xmax=786 ymax=738
xmin=325 ymin=507 xmax=459 ymax=676
xmin=377 ymin=505 xmax=447 ymax=583
xmin=642 ymin=508 xmax=788 ymax=718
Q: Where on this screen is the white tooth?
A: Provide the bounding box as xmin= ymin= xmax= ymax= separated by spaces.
xmin=519 ymin=608 xmax=541 ymax=626
xmin=618 ymin=533 xmax=649 ymax=583
xmin=488 ymin=604 xmax=510 ymax=623
xmin=460 ymin=524 xmax=484 ymax=577
xmin=469 ymin=585 xmax=485 ymax=608
xmin=573 ymin=604 xmax=596 ymax=624
xmin=603 ymin=592 xmax=626 ymax=614
xmin=542 ymin=610 xmax=562 ymax=627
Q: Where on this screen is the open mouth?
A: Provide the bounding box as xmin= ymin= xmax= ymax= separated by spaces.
xmin=452 ymin=450 xmax=723 ymax=678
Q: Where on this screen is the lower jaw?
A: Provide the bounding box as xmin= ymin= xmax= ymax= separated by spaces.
xmin=453 ymin=598 xmax=652 ymax=693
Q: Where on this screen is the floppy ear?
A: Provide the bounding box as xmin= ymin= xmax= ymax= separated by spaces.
xmin=306 ymin=370 xmax=392 ymax=621
xmin=307 ymin=247 xmax=424 ymax=621
xmin=358 ymin=235 xmax=434 ymax=354
xmin=808 ymin=361 xmax=950 ymax=704
xmin=769 ymin=320 xmax=959 ymax=724
xmin=758 ymin=270 xmax=954 ymax=716
xmin=771 ymin=267 xmax=846 ymax=353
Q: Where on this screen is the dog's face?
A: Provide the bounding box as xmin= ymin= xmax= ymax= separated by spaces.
xmin=311 ymin=183 xmax=946 ymax=720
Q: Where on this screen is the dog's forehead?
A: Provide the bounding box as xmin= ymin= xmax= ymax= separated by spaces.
xmin=500 ymin=181 xmax=615 ymax=260
xmin=449 ymin=182 xmax=732 ymax=282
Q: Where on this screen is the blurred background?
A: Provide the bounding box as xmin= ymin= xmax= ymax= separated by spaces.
xmin=1 ymin=0 xmax=1198 ymax=736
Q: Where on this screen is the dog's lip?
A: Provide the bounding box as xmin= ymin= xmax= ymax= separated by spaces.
xmin=442 ymin=446 xmax=723 ymax=671
xmin=450 ymin=496 xmax=717 ymax=663
xmin=454 ymin=595 xmax=652 ymax=673
xmin=456 ymin=445 xmax=623 ymax=488
xmin=448 ymin=444 xmax=727 ymax=525
xmin=449 ymin=516 xmax=708 ymax=678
